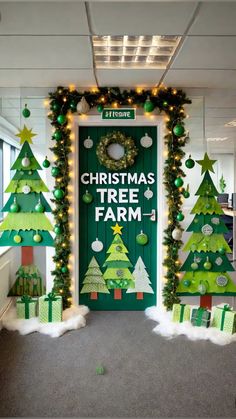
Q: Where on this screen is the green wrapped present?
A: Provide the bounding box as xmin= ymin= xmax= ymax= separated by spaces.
xmin=212 ymin=305 xmax=236 ymax=334
xmin=191 ymin=307 xmax=211 ymax=328
xmin=172 ymin=303 xmax=191 ymax=323
xmin=16 ymin=295 xmax=38 ymax=319
xmin=39 ymin=292 xmax=62 ymax=323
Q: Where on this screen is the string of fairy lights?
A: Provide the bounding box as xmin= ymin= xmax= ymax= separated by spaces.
xmin=46 ymin=85 xmax=191 ymax=309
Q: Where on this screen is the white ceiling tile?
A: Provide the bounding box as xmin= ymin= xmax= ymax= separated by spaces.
xmin=89 ymin=2 xmax=198 ymax=35
xmin=172 ymin=36 xmax=236 ymax=69
xmin=189 ymin=3 xmax=236 ymax=35
xmin=0 ymin=69 xmax=96 ymax=87
xmin=0 ymin=36 xmax=92 ymax=68
xmin=164 ymin=70 xmax=236 ymax=88
xmin=0 ymin=2 xmax=89 ymax=35
xmin=96 ymin=69 xmax=164 ymax=87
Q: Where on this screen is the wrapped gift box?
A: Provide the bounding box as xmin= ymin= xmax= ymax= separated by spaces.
xmin=16 ymin=295 xmax=38 ymax=319
xmin=191 ymin=307 xmax=211 ymax=328
xmin=212 ymin=305 xmax=236 ymax=334
xmin=172 ymin=303 xmax=191 ymax=323
xmin=39 ymin=293 xmax=62 ymax=323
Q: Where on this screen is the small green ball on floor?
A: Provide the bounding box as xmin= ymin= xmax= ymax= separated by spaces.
xmin=96 ymin=366 xmax=105 ymax=375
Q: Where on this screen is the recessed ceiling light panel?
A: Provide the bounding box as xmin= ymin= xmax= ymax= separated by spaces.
xmin=92 ymin=35 xmax=181 ymax=69
xmin=207 ymin=137 xmax=228 ymax=142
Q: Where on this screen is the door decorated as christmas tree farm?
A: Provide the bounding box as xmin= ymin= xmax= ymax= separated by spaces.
xmin=78 ymin=126 xmax=157 ymax=310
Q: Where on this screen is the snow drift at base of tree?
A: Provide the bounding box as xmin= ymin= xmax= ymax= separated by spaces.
xmin=145 ymin=305 xmax=236 ymax=346
xmin=1 ymin=305 xmax=89 ymax=338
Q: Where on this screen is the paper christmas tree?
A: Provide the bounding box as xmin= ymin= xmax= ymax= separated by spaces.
xmin=177 ymin=153 xmax=236 ymax=305
xmin=80 ymin=256 xmax=109 ymax=300
xmin=127 ymin=256 xmax=154 ymax=299
xmin=103 ymin=228 xmax=135 ymax=300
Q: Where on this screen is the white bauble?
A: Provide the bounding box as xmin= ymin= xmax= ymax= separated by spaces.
xmin=22 ymin=185 xmax=31 ymax=194
xmin=84 ymin=136 xmax=93 ymax=149
xmin=91 ymin=238 xmax=103 ymax=252
xmin=22 ymin=157 xmax=30 ymax=167
xmin=172 ymin=228 xmax=182 ymax=241
xmin=140 ymin=133 xmax=153 ymax=148
xmin=201 ymin=224 xmax=213 ymax=236
xmin=144 ymin=187 xmax=153 ymax=200
xmin=77 ymin=96 xmax=90 ymax=114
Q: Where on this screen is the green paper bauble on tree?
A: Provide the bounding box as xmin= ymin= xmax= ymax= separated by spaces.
xmin=51 ymin=101 xmax=61 ymax=112
xmin=10 ymin=197 xmax=20 ymax=213
xmin=173 ymin=124 xmax=185 ymax=137
xmin=191 ymin=262 xmax=198 ymax=270
xmin=97 ymin=104 xmax=104 ymax=113
xmin=203 ymin=257 xmax=212 ymax=270
xmin=57 ymin=114 xmax=67 ymax=125
xmin=42 ymin=156 xmax=50 ymax=168
xmin=61 ymin=266 xmax=68 ymax=274
xmin=13 ymin=234 xmax=22 ymax=244
xmin=54 ymin=225 xmax=62 ymax=235
xmin=35 ymin=199 xmax=45 ymax=213
xmin=176 ymin=212 xmax=184 ymax=221
xmin=185 ymin=155 xmax=195 ymax=169
xmin=144 ymin=96 xmax=155 ymax=113
xmin=136 ymin=230 xmax=149 ymax=245
xmin=218 ymin=247 xmax=225 ymax=255
xmin=174 ymin=177 xmax=184 ymax=187
xmin=53 ymin=188 xmax=64 ymax=200
xmin=53 ymin=130 xmax=62 ymax=141
xmin=33 ymin=233 xmax=42 ymax=243
xmin=22 ymin=104 xmax=31 ymax=118
xmin=183 ymin=279 xmax=191 ymax=288
xmin=198 ymin=283 xmax=207 ymax=295
xmin=82 ymin=190 xmax=93 ymax=204
xmin=51 ymin=166 xmax=60 ymax=177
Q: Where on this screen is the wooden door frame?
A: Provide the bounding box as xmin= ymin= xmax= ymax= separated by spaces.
xmin=70 ymin=114 xmax=166 ymax=308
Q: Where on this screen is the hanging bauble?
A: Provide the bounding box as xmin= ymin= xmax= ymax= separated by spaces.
xmin=198 ymin=283 xmax=207 ymax=295
xmin=218 ymin=247 xmax=225 ymax=255
xmin=176 ymin=212 xmax=184 ymax=222
xmin=69 ymin=100 xmax=77 ymax=112
xmin=115 ymin=245 xmax=122 ymax=252
xmin=211 ymin=217 xmax=220 ymax=225
xmin=10 ymin=197 xmax=20 ymax=213
xmin=21 ymin=154 xmax=30 ymax=168
xmin=28 ymin=170 xmax=33 ymax=175
xmin=53 ymin=130 xmax=62 ymax=141
xmin=172 ymin=228 xmax=182 ymax=241
xmin=216 ymin=275 xmax=228 ymax=287
xmin=140 ymin=133 xmax=153 ymax=148
xmin=201 ymin=224 xmax=213 ymax=236
xmin=185 ymin=155 xmax=195 ymax=169
xmin=116 ymin=269 xmax=124 ymax=278
xmin=54 ymin=225 xmax=62 ymax=235
xmin=83 ymin=136 xmax=93 ymax=149
xmin=51 ymin=166 xmax=60 ymax=177
xmin=144 ymin=96 xmax=155 ymax=113
xmin=33 ymin=233 xmax=42 ymax=243
xmin=144 ymin=187 xmax=153 ymax=200
xmin=22 ymin=185 xmax=31 ymax=194
xmin=53 ymin=189 xmax=64 ymax=200
xmin=42 ymin=156 xmax=50 ymax=168
xmin=205 ymin=202 xmax=211 ymax=209
xmin=191 ymin=262 xmax=199 ymax=271
xmin=183 ymin=190 xmax=190 ymax=199
xmin=174 ymin=177 xmax=184 ymax=187
xmin=183 ymin=279 xmax=191 ymax=288
xmin=203 ymin=257 xmax=212 ymax=270
xmin=51 ymin=101 xmax=61 ymax=112
xmin=97 ymin=104 xmax=104 ymax=113
xmin=215 ymin=257 xmax=223 ymax=266
xmin=13 ymin=234 xmax=22 ymax=244
xmin=82 ymin=190 xmax=93 ymax=204
xmin=35 ymin=200 xmax=45 ymax=213
xmin=91 ymin=238 xmax=103 ymax=253
xmin=61 ymin=266 xmax=68 ymax=274
xmin=22 ymin=104 xmax=31 ymax=118
xmin=57 ymin=114 xmax=67 ymax=125
xmin=136 ymin=230 xmax=149 ymax=245
xmin=77 ymin=96 xmax=90 ymax=114
xmin=173 ymin=124 xmax=185 ymax=137
xmin=191 ymin=243 xmax=197 ymax=251
xmin=163 ymin=101 xmax=168 ymax=107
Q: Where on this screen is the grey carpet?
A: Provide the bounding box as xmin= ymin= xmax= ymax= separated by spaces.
xmin=0 ymin=311 xmax=236 ymax=418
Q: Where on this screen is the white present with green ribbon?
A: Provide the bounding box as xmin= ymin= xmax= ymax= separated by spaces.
xmin=172 ymin=303 xmax=191 ymax=323
xmin=212 ymin=304 xmax=236 ymax=334
xmin=16 ymin=295 xmax=38 ymax=319
xmin=39 ymin=293 xmax=62 ymax=323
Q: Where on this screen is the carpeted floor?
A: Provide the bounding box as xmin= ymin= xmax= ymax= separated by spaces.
xmin=0 ymin=311 xmax=236 ymax=418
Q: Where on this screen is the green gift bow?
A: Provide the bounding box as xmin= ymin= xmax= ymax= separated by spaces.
xmin=20 ymin=295 xmax=32 ymax=319
xmin=219 ymin=304 xmax=231 ymax=331
xmin=44 ymin=292 xmax=58 ymax=322
xmin=179 ymin=304 xmax=186 ymax=322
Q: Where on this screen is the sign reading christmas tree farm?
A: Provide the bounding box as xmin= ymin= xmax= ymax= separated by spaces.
xmin=81 ymin=171 xmax=155 ymax=222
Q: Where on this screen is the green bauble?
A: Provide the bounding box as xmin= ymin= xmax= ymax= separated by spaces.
xmin=51 ymin=166 xmax=60 ymax=177
xmin=53 ymin=189 xmax=64 ymax=199
xmin=57 ymin=114 xmax=67 ymax=125
xmin=82 ymin=191 xmax=93 ymax=204
xmin=183 ymin=279 xmax=191 ymax=288
xmin=61 ymin=266 xmax=68 ymax=274
xmin=183 ymin=190 xmax=190 ymax=198
xmin=42 ymin=157 xmax=50 ymax=168
xmin=144 ymin=97 xmax=155 ymax=113
xmin=176 ymin=212 xmax=184 ymax=221
xmin=136 ymin=231 xmax=148 ymax=245
xmin=173 ymin=124 xmax=185 ymax=137
xmin=22 ymin=104 xmax=31 ymax=118
xmin=35 ymin=201 xmax=45 ymax=213
xmin=163 ymin=101 xmax=168 ymax=107
xmin=69 ymin=100 xmax=77 ymax=112
xmin=10 ymin=198 xmax=20 ymax=213
xmin=198 ymin=283 xmax=207 ymax=295
xmin=185 ymin=155 xmax=195 ymax=169
xmin=13 ymin=234 xmax=22 ymax=244
xmin=205 ymin=203 xmax=211 ymax=209
xmin=97 ymin=104 xmax=104 ymax=113
xmin=174 ymin=177 xmax=184 ymax=187
xmin=53 ymin=130 xmax=62 ymax=141
xmin=51 ymin=101 xmax=61 ymax=112
xmin=203 ymin=258 xmax=212 ymax=270
xmin=33 ymin=234 xmax=42 ymax=243
xmin=54 ymin=225 xmax=62 ymax=235
xmin=218 ymin=247 xmax=225 ymax=255
xmin=191 ymin=262 xmax=198 ymax=271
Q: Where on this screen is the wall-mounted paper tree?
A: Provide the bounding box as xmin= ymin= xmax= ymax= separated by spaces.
xmin=80 ymin=256 xmax=109 ymax=300
xmin=103 ymin=224 xmax=135 ymax=300
xmin=177 ymin=153 xmax=236 ymax=308
xmin=126 ymin=256 xmax=154 ymax=300
xmin=0 ymin=120 xmax=54 ymax=296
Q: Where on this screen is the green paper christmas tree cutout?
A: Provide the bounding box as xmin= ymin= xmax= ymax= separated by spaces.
xmin=80 ymin=256 xmax=109 ymax=294
xmin=177 ymin=152 xmax=236 ymax=296
xmin=103 ymin=233 xmax=135 ymax=291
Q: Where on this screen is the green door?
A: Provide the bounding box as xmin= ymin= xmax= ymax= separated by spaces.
xmin=79 ymin=126 xmax=157 ymax=310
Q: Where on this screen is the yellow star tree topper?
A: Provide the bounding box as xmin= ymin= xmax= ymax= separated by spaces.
xmin=196 ymin=152 xmax=217 ymax=174
xmin=111 ymin=223 xmax=123 ymax=235
xmin=16 ymin=124 xmax=37 ymax=144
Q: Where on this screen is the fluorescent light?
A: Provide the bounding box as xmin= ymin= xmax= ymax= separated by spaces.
xmin=207 ymin=137 xmax=228 ymax=142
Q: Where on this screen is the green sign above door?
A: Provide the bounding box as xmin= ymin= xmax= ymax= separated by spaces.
xmin=101 ymin=108 xmax=136 ymax=120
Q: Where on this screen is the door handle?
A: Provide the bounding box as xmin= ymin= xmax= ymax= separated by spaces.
xmin=142 ymin=209 xmax=156 ymax=222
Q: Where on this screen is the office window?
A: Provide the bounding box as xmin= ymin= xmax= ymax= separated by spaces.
xmin=10 ymin=145 xmax=16 ymax=179
xmin=0 ymin=140 xmax=3 ymax=220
